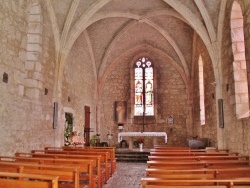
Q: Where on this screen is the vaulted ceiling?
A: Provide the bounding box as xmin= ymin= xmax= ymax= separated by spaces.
xmin=46 ymin=0 xmax=224 ymax=89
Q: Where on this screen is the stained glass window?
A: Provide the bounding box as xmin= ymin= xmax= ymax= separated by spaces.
xmin=134 ymin=57 xmax=154 ymax=116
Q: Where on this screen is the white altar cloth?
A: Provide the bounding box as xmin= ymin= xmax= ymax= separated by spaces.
xmin=118 ymin=132 xmax=168 ymax=143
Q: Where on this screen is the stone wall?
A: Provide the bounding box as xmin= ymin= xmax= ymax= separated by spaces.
xmin=0 ymin=1 xmax=57 ymax=155
xmin=219 ymin=0 xmax=250 ymax=155
xmin=192 ymin=33 xmax=217 ymax=147
xmin=62 ymin=32 xmax=97 ymax=144
xmin=100 ymin=53 xmax=190 ymax=147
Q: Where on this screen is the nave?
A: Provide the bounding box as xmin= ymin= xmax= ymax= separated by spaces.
xmin=0 ymin=145 xmax=250 ymax=187
xmin=103 ymin=162 xmax=146 ymax=188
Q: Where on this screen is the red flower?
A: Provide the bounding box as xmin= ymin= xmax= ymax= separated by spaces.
xmin=137 ymin=136 xmax=144 ymax=143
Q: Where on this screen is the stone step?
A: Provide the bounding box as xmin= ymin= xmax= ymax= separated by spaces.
xmin=115 ymin=149 xmax=149 ymax=162
xmin=117 ymin=158 xmax=148 ymax=162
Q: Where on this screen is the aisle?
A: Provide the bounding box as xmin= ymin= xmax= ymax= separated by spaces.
xmin=103 ymin=162 xmax=147 ymax=188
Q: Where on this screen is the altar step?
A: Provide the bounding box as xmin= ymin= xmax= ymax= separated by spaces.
xmin=115 ymin=149 xmax=149 ymax=162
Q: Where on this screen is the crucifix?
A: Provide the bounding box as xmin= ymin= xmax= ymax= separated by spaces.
xmin=142 ymin=86 xmax=146 ymax=133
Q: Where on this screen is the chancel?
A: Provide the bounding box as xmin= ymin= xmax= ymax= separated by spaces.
xmin=118 ymin=132 xmax=168 ymax=150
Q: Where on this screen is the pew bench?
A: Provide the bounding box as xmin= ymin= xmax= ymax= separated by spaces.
xmin=62 ymin=146 xmax=117 ymax=175
xmin=31 ymin=149 xmax=110 ymax=184
xmin=0 ymin=161 xmax=83 ymax=188
xmin=15 ymin=152 xmax=103 ymax=188
xmin=146 ymin=167 xmax=250 ymax=179
xmin=0 ymin=172 xmax=59 ymax=188
xmin=147 ymin=172 xmax=215 ymax=179
xmin=148 ymin=155 xmax=249 ymax=161
xmin=45 ymin=146 xmax=116 ymax=177
xmin=150 ymin=151 xmax=239 ymax=156
xmin=141 ymin=177 xmax=250 ymax=187
xmin=150 ymin=148 xmax=230 ymax=153
xmin=153 ymin=146 xmax=190 ymax=150
xmin=1 ymin=155 xmax=95 ymax=188
xmin=147 ymin=160 xmax=250 ymax=170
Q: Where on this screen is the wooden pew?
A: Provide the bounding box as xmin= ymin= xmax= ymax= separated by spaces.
xmin=0 ymin=157 xmax=90 ymax=188
xmin=0 ymin=161 xmax=81 ymax=188
xmin=45 ymin=146 xmax=116 ymax=176
xmin=148 ymin=155 xmax=249 ymax=161
xmin=15 ymin=152 xmax=103 ymax=188
xmin=62 ymin=146 xmax=117 ymax=175
xmin=150 ymin=148 xmax=230 ymax=153
xmin=147 ymin=172 xmax=215 ymax=180
xmin=147 ymin=160 xmax=250 ymax=170
xmin=146 ymin=167 xmax=250 ymax=179
xmin=31 ymin=149 xmax=110 ymax=184
xmin=141 ymin=177 xmax=250 ymax=187
xmin=6 ymin=154 xmax=95 ymax=188
xmin=0 ymin=172 xmax=58 ymax=188
xmin=152 ymin=146 xmax=229 ymax=151
xmin=146 ymin=147 xmax=250 ymax=187
xmin=153 ymin=146 xmax=190 ymax=150
xmin=150 ymin=151 xmax=239 ymax=156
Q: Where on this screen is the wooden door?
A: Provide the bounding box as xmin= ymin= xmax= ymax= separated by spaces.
xmin=84 ymin=106 xmax=91 ymax=146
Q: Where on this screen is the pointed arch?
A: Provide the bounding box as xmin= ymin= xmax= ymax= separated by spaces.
xmin=230 ymin=1 xmax=249 ymax=119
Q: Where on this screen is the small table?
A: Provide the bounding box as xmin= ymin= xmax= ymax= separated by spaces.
xmin=118 ymin=132 xmax=168 ymax=150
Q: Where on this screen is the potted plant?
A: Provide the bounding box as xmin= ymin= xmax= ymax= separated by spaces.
xmin=64 ymin=123 xmax=73 ymax=146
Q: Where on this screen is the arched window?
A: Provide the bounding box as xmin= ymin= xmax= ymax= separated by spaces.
xmin=198 ymin=56 xmax=205 ymax=125
xmin=230 ymin=1 xmax=249 ymax=118
xmin=134 ymin=57 xmax=154 ymax=116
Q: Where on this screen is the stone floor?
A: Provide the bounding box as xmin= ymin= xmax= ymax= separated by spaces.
xmin=103 ymin=161 xmax=147 ymax=188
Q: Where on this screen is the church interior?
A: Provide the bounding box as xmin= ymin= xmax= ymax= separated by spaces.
xmin=1 ymin=0 xmax=250 ymax=159
xmin=2 ymin=0 xmax=250 ymax=187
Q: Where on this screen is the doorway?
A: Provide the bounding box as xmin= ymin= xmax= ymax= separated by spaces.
xmin=65 ymin=112 xmax=73 ymax=145
xmin=84 ymin=106 xmax=91 ymax=146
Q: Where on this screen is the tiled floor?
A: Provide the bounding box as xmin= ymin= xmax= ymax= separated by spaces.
xmin=103 ymin=162 xmax=147 ymax=188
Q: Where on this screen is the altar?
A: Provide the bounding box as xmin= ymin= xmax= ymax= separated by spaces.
xmin=118 ymin=132 xmax=168 ymax=150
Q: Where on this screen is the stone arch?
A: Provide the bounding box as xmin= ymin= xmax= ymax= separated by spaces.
xmin=99 ymin=43 xmax=189 ymax=98
xmin=56 ymin=0 xmax=217 ymax=104
xmin=98 ymin=44 xmax=192 ymax=132
xmin=97 ymin=16 xmax=190 ymax=80
xmin=25 ymin=0 xmax=43 ymax=100
xmin=230 ymin=1 xmax=249 ymax=119
xmin=97 ymin=45 xmax=191 ymax=132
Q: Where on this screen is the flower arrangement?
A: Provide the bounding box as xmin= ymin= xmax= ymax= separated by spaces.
xmin=137 ymin=136 xmax=144 ymax=144
xmin=72 ymin=131 xmax=78 ymax=136
xmin=73 ymin=141 xmax=85 ymax=146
